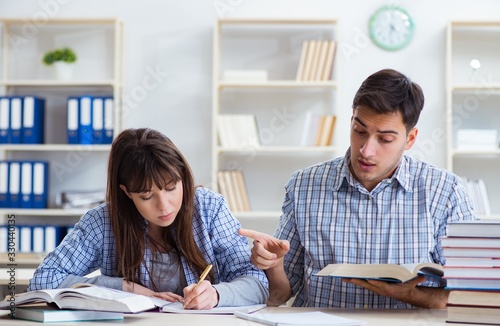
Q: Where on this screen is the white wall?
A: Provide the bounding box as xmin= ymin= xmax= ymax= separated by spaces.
xmin=1 ymin=0 xmax=500 ymax=202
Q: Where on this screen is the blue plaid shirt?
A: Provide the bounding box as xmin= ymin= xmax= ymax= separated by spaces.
xmin=277 ymin=150 xmax=477 ymax=308
xmin=29 ymin=188 xmax=268 ymax=303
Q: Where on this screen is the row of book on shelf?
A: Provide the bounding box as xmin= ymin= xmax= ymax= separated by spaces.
xmin=0 ymin=96 xmax=45 ymax=144
xmin=443 ymin=219 xmax=500 ymax=325
xmin=217 ymin=113 xmax=336 ymax=149
xmin=67 ymin=95 xmax=114 ymax=145
xmin=217 ymin=170 xmax=250 ymax=212
xmin=0 ymin=161 xmax=48 ymax=209
xmin=295 ymin=40 xmax=337 ymax=81
xmin=0 ymin=224 xmax=71 ymax=254
xmin=461 ymin=177 xmax=491 ymax=216
xmin=0 ymin=95 xmax=115 ymax=145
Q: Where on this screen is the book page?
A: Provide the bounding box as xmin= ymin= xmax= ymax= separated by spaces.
xmin=162 ymin=301 xmax=266 ymax=314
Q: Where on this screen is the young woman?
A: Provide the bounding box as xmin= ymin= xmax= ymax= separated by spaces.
xmin=28 ymin=128 xmax=269 ymax=309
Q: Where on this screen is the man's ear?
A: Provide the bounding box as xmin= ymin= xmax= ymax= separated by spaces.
xmin=405 ymin=127 xmax=418 ymax=150
xmin=119 ymin=184 xmax=132 ymax=199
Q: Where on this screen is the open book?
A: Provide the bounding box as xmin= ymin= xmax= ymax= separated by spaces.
xmin=316 ymin=262 xmax=444 ymax=283
xmin=0 ymin=284 xmax=169 ymax=313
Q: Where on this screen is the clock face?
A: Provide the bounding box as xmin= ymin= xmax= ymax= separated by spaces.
xmin=369 ymin=6 xmax=415 ymax=51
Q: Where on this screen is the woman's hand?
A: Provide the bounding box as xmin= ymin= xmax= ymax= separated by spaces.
xmin=182 ymin=280 xmax=219 ymax=310
xmin=123 ymin=280 xmax=183 ymax=303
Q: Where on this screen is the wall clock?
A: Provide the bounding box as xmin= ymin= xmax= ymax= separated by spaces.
xmin=369 ymin=6 xmax=415 ymax=51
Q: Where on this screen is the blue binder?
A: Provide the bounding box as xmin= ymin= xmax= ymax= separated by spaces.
xmin=8 ymin=161 xmax=21 ymax=208
xmin=32 ymin=161 xmax=49 ymax=209
xmin=20 ymin=161 xmax=33 ymax=209
xmin=0 ymin=225 xmax=8 ymax=253
xmin=67 ymin=97 xmax=79 ymax=144
xmin=0 ymin=97 xmax=10 ymax=143
xmin=0 ymin=161 xmax=9 ymax=208
xmin=103 ymin=96 xmax=114 ymax=144
xmin=19 ymin=225 xmax=33 ymax=253
xmin=32 ymin=225 xmax=45 ymax=253
xmin=44 ymin=225 xmax=64 ymax=252
xmin=79 ymin=96 xmax=93 ymax=144
xmin=9 ymin=97 xmax=23 ymax=144
xmin=92 ymin=97 xmax=104 ymax=144
xmin=22 ymin=96 xmax=45 ymax=144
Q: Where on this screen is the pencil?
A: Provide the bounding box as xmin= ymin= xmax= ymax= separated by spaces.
xmin=183 ymin=264 xmax=213 ymax=309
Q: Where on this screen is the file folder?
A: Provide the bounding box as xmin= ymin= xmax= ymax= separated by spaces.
xmin=44 ymin=226 xmax=63 ymax=252
xmin=32 ymin=226 xmax=45 ymax=253
xmin=79 ymin=96 xmax=93 ymax=144
xmin=20 ymin=225 xmax=32 ymax=253
xmin=0 ymin=97 xmax=10 ymax=143
xmin=92 ymin=97 xmax=104 ymax=144
xmin=0 ymin=225 xmax=7 ymax=253
xmin=33 ymin=161 xmax=48 ymax=209
xmin=9 ymin=161 xmax=21 ymax=208
xmin=103 ymin=97 xmax=114 ymax=144
xmin=67 ymin=97 xmax=79 ymax=144
xmin=0 ymin=161 xmax=9 ymax=208
xmin=9 ymin=97 xmax=23 ymax=144
xmin=22 ymin=96 xmax=45 ymax=144
xmin=21 ymin=161 xmax=33 ymax=208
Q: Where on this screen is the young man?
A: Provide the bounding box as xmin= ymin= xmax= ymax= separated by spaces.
xmin=240 ymin=69 xmax=477 ymax=309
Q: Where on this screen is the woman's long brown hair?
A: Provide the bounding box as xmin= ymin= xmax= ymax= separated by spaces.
xmin=107 ymin=128 xmax=213 ymax=287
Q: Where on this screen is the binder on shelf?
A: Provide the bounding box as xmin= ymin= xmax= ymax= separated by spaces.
xmin=33 ymin=161 xmax=49 ymax=209
xmin=0 ymin=225 xmax=7 ymax=253
xmin=9 ymin=161 xmax=21 ymax=208
xmin=44 ymin=225 xmax=64 ymax=252
xmin=0 ymin=161 xmax=9 ymax=208
xmin=92 ymin=97 xmax=104 ymax=144
xmin=103 ymin=97 xmax=114 ymax=144
xmin=295 ymin=40 xmax=309 ymax=81
xmin=0 ymin=97 xmax=10 ymax=143
xmin=22 ymin=96 xmax=45 ymax=144
xmin=20 ymin=161 xmax=33 ymax=208
xmin=79 ymin=96 xmax=93 ymax=144
xmin=32 ymin=226 xmax=45 ymax=253
xmin=321 ymin=41 xmax=336 ymax=81
xmin=67 ymin=97 xmax=79 ymax=144
xmin=9 ymin=96 xmax=23 ymax=144
xmin=19 ymin=225 xmax=32 ymax=253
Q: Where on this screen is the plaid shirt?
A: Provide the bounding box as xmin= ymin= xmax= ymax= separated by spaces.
xmin=29 ymin=188 xmax=268 ymax=299
xmin=277 ymin=150 xmax=477 ymax=308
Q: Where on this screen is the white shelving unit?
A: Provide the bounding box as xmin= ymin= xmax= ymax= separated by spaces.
xmin=212 ymin=18 xmax=339 ymax=234
xmin=446 ymin=21 xmax=500 ymax=219
xmin=0 ymin=18 xmax=124 ymax=257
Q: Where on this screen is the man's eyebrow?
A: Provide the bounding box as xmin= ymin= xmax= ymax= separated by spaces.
xmin=354 ymin=117 xmax=399 ymax=135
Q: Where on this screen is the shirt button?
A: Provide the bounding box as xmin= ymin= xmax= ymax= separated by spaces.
xmin=366 ymin=230 xmax=372 ymax=235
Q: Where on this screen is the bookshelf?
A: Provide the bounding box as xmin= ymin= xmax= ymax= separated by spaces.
xmin=212 ymin=18 xmax=338 ymax=234
xmin=0 ymin=18 xmax=124 ymax=259
xmin=446 ymin=21 xmax=500 ymax=219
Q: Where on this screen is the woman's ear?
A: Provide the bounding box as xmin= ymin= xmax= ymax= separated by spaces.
xmin=119 ymin=184 xmax=132 ymax=199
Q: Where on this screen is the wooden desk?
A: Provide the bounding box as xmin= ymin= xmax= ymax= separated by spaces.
xmin=0 ymin=307 xmax=470 ymax=325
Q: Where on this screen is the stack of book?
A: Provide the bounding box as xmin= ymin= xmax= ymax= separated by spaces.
xmin=217 ymin=114 xmax=260 ymax=149
xmin=461 ymin=177 xmax=491 ymax=216
xmin=217 ymin=170 xmax=250 ymax=212
xmin=300 ymin=112 xmax=336 ymax=146
xmin=295 ymin=40 xmax=336 ymax=82
xmin=443 ymin=220 xmax=500 ymax=325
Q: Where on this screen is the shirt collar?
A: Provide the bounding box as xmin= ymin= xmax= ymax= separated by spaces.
xmin=339 ymin=148 xmax=412 ymax=193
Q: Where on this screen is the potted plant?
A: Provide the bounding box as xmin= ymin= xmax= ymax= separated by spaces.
xmin=42 ymin=47 xmax=77 ymax=80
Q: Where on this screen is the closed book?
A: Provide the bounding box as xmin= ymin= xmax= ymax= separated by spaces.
xmin=22 ymin=96 xmax=45 ymax=144
xmin=20 ymin=161 xmax=33 ymax=208
xmin=446 ymin=278 xmax=500 ymax=290
xmin=92 ymin=97 xmax=104 ymax=144
xmin=0 ymin=161 xmax=9 ymax=208
xmin=443 ymin=247 xmax=500 ymax=258
xmin=447 ymin=305 xmax=500 ymax=325
xmin=9 ymin=97 xmax=23 ymax=144
xmin=441 ymin=236 xmax=500 ymax=248
xmin=295 ymin=40 xmax=309 ymax=81
xmin=79 ymin=96 xmax=93 ymax=144
xmin=0 ymin=97 xmax=10 ymax=143
xmin=444 ymin=266 xmax=500 ymax=279
xmin=13 ymin=305 xmax=124 ymax=323
xmin=447 ymin=220 xmax=500 ymax=238
xmin=32 ymin=161 xmax=48 ymax=209
xmin=8 ymin=161 xmax=21 ymax=208
xmin=448 ymin=289 xmax=500 ymax=307
xmin=66 ymin=97 xmax=79 ymax=144
xmin=321 ymin=40 xmax=337 ymax=81
xmin=103 ymin=97 xmax=114 ymax=144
